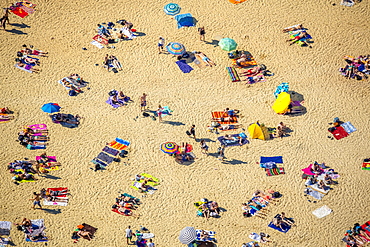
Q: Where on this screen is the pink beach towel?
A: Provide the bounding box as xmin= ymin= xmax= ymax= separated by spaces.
xmin=302 ymin=164 xmax=324 ymax=176
xmin=28 ymin=124 xmax=47 ymax=136
xmin=36 ymin=156 xmax=57 ymax=162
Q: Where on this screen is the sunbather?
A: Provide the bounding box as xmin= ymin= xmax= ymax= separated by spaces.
xmin=238 ymin=66 xmax=263 ymax=77
xmin=53 ymin=113 xmax=81 ymax=125
xmin=61 ymin=79 xmax=82 ymax=93
xmin=282 ymin=24 xmax=304 ymax=33
xmin=77 ymin=230 xmax=93 ymax=240
xmin=197 ymin=52 xmax=216 ymax=67
xmin=212 ymin=117 xmax=237 ymax=123
xmin=116 ymin=206 xmax=140 ymax=218
xmin=13 ymin=173 xmax=37 ymax=181
xmin=97 ymin=24 xmax=111 ymax=38
xmin=280 ymin=212 xmax=296 ymax=226
xmin=200 ymin=230 xmax=209 ymax=241
xmin=0 ymin=114 xmax=14 ymax=120
xmin=16 ymin=61 xmax=40 ymax=73
xmin=353 ymin=223 xmax=370 ymax=239
xmin=1 ymin=107 xmax=11 ymax=114
xmin=109 ymin=55 xmax=122 ymax=70
xmin=45 ymin=195 xmax=68 ymax=203
xmin=200 ymin=140 xmax=209 ymax=155
xmin=201 ymin=204 xmax=211 ymax=219
xmin=286 ymin=31 xmax=312 ymax=47
xmin=22 ymin=45 xmax=48 ymax=56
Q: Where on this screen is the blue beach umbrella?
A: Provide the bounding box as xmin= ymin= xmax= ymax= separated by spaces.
xmin=164 ymin=3 xmax=181 ymax=15
xmin=219 ymin=38 xmax=238 ymax=51
xmin=274 ymin=82 xmax=289 ymax=98
xmin=41 ymin=103 xmax=61 ymax=113
xmin=166 ymin=42 xmax=186 ymax=55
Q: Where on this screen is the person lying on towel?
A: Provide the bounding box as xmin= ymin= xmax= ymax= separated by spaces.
xmin=212 ymin=117 xmax=237 ymax=123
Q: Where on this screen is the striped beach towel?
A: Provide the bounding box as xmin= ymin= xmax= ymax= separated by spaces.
xmin=211 ymin=111 xmax=238 ymax=125
xmin=265 ymin=167 xmax=285 ymax=176
xmin=226 ymin=67 xmax=240 ymax=82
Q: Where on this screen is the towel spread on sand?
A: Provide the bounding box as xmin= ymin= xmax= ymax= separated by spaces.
xmin=341 ymin=121 xmax=357 ymax=134
xmin=312 ymin=205 xmax=332 ymax=218
xmin=260 ymin=156 xmax=284 ymax=164
xmin=218 ymin=134 xmax=249 ymax=147
xmin=0 ymin=221 xmax=11 ymax=236
xmin=265 ymin=167 xmax=285 ymax=176
xmin=176 ymin=60 xmax=193 ymax=73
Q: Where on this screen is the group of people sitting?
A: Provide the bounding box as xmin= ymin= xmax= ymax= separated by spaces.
xmin=112 ymin=193 xmax=140 ymax=218
xmin=60 ymin=74 xmax=86 ymax=96
xmin=195 ymin=198 xmax=221 ymax=219
xmin=343 ymin=223 xmax=370 ymax=247
xmin=339 ymin=55 xmax=369 ymax=80
xmin=16 ymin=45 xmax=48 ymax=73
xmin=242 ymin=190 xmax=280 ymax=218
xmin=17 ymin=127 xmax=48 ymax=148
xmin=97 ymin=20 xmax=134 ymax=40
xmin=304 ymin=162 xmax=335 ymax=190
xmin=106 ymin=90 xmax=133 ymax=108
xmin=50 ymin=113 xmax=81 ymax=126
xmin=15 ymin=218 xmax=48 ymax=242
xmin=103 ymin=54 xmax=122 ymax=72
xmin=274 ymin=122 xmax=288 ymax=138
xmin=271 ymin=212 xmax=296 ymax=230
xmin=172 ymin=142 xmax=196 ymax=164
xmin=9 ymin=153 xmax=61 ymax=183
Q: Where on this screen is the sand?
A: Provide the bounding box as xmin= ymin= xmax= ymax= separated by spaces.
xmin=1 ymin=0 xmax=370 ymax=246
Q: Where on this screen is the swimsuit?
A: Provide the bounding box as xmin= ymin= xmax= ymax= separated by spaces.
xmin=141 ymin=100 xmax=147 ymax=107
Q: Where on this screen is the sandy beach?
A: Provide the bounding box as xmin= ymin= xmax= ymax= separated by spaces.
xmin=1 ymin=0 xmax=370 ymax=246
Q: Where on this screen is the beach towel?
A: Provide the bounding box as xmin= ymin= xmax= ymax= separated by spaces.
xmin=212 ymin=111 xmax=238 ymax=125
xmin=35 ymin=156 xmax=59 ymax=171
xmin=265 ymin=167 xmax=285 ymax=176
xmin=260 ymin=156 xmax=283 ymax=164
xmin=246 ymin=74 xmax=266 ymax=84
xmin=91 ymin=158 xmax=108 ymax=168
xmin=195 ymin=229 xmax=216 ymax=242
xmin=340 ymin=0 xmax=355 ymax=7
xmin=0 ymin=221 xmax=11 ymax=236
xmin=115 ymin=138 xmax=130 ymax=146
xmin=226 ymin=67 xmax=240 ymax=82
xmin=102 ymin=146 xmax=120 ymax=156
xmin=268 ymin=221 xmax=291 ymax=233
xmin=20 ymin=3 xmax=36 ymax=15
xmin=301 ymin=164 xmax=324 ymax=176
xmin=10 ymin=7 xmax=29 ymax=18
xmin=329 ymin=126 xmax=349 ymax=140
xmin=108 ymin=141 xmax=127 ymax=150
xmin=43 ymin=187 xmax=68 ymax=206
xmin=229 ymin=0 xmax=247 ymax=4
xmin=96 ymin=152 xmax=114 ymax=164
xmin=92 ymin=35 xmax=108 ymax=45
xmin=106 ymin=96 xmax=126 ymax=108
xmin=362 ymin=160 xmax=370 ymax=170
xmin=175 ymin=60 xmax=193 ymax=73
xmin=0 ymin=114 xmax=13 ymax=123
xmin=15 ymin=64 xmax=33 ymax=73
xmin=304 ymin=185 xmax=328 ymax=200
xmin=81 ymin=223 xmax=97 ymax=238
xmin=218 ymin=134 xmax=249 ymax=147
xmin=341 ymin=121 xmax=357 ymax=134
xmin=90 ymin=40 xmax=104 ymax=49
xmin=25 ymin=219 xmax=47 ymax=242
xmin=312 ymin=205 xmax=332 ymax=218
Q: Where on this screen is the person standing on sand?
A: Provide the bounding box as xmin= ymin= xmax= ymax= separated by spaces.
xmin=218 ymin=145 xmax=225 ymax=161
xmin=158 ymin=37 xmax=165 ymax=54
xmin=125 ymin=226 xmax=133 ymax=245
xmin=186 ymin=125 xmax=196 ymax=140
xmin=157 ymin=105 xmax=163 ymax=123
xmin=198 ymin=26 xmax=205 ymax=41
xmin=140 ymin=93 xmax=148 ymax=112
xmin=30 ymin=192 xmax=43 ymax=210
xmin=147 ymin=239 xmax=155 ymax=247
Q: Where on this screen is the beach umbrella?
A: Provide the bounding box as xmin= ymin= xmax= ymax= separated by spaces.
xmin=219 ymin=38 xmax=237 ymax=51
xmin=272 ymin=92 xmax=291 ymax=114
xmin=166 ymin=42 xmax=186 ymax=56
xmin=164 ymin=3 xmax=181 ymax=15
xmin=160 ymin=142 xmax=179 ymax=154
xmin=274 ymin=82 xmax=289 ymax=98
xmin=41 ymin=103 xmax=61 ymax=113
xmin=179 ymin=227 xmax=197 ymax=244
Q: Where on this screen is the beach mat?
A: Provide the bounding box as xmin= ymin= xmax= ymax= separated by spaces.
xmin=212 ymin=111 xmax=238 ymax=124
xmin=108 ymin=141 xmax=127 ymax=150
xmin=226 ymin=67 xmax=240 ymax=82
xmin=0 ymin=221 xmax=11 ymax=236
xmin=82 ymin=224 xmax=97 ymax=235
xmin=362 ymin=161 xmax=370 ymax=170
xmin=260 ymin=156 xmax=283 ymax=164
xmin=96 ymin=152 xmax=114 ymax=164
xmin=268 ymin=221 xmax=291 ymax=233
xmin=176 ymin=60 xmax=193 ymax=73
xmin=102 ymin=146 xmax=120 ymax=156
xmin=329 ymin=126 xmax=349 ymax=140
xmin=10 ymin=7 xmax=29 ymax=18
xmin=194 ymin=54 xmax=208 ymax=68
xmin=341 ymin=121 xmax=357 ymax=134
xmin=91 ymin=158 xmax=108 ymax=167
xmin=91 ymin=40 xmax=104 ymax=49
xmin=305 ymin=185 xmax=328 ymax=200
xmin=217 ymin=134 xmax=248 ymax=147
xmin=312 ymin=205 xmax=332 ymax=218
xmin=265 ymin=167 xmax=285 ymax=176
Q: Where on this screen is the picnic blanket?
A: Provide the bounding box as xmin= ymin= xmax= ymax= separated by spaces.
xmin=260 ymin=156 xmax=283 ymax=164
xmin=195 ymin=229 xmax=216 ymax=242
xmin=312 ymin=205 xmax=332 ymax=218
xmin=329 ymin=126 xmax=349 ymax=140
xmin=341 ymin=121 xmax=357 ymax=134
xmin=0 ymin=221 xmax=11 ymax=236
xmin=212 ymin=111 xmax=238 ymax=124
xmin=217 ymin=134 xmax=249 ymax=147
xmin=176 ymin=60 xmax=193 ymax=73
xmin=265 ymin=167 xmax=285 ymax=176
xmin=226 ymin=67 xmax=240 ymax=82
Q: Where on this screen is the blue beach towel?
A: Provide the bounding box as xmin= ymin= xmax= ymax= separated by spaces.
xmin=341 ymin=121 xmax=357 ymax=134
xmin=175 ymin=60 xmax=193 ymax=73
xmin=274 ymin=83 xmax=289 ymax=98
xmin=260 ymin=156 xmax=283 ymax=164
xmin=268 ymin=221 xmax=291 ymax=233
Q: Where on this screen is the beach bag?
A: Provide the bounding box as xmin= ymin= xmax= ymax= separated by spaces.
xmin=69 ymin=90 xmax=77 ymax=96
xmin=142 ymin=112 xmax=150 ymax=117
xmin=272 ymin=191 xmax=282 ymax=198
xmin=151 ymin=116 xmax=156 ymax=121
xmin=112 ymin=68 xmax=118 ymax=73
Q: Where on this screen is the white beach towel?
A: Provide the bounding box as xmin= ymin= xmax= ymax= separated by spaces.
xmin=28 ymin=219 xmax=45 ymax=237
xmin=341 ymin=121 xmax=357 ymax=134
xmin=43 ymin=199 xmax=68 ymax=206
xmin=15 ymin=64 xmax=32 ymax=73
xmin=312 ymin=205 xmax=332 ymax=218
xmin=90 ymin=40 xmax=104 ymax=49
